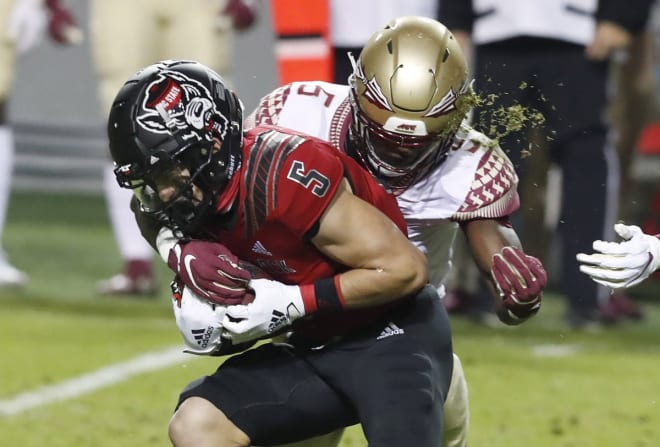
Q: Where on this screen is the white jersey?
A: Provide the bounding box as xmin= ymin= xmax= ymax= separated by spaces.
xmin=469 ymin=0 xmax=597 ymax=46
xmin=245 ymin=81 xmax=520 ymax=296
xmin=330 ymin=0 xmax=438 ymax=47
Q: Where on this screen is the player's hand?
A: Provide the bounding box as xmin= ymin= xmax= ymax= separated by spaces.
xmin=491 ymin=246 xmax=546 ymax=324
xmin=171 ymin=280 xmax=256 ymax=356
xmin=171 ymin=280 xmax=227 ymax=355
xmin=167 ymin=240 xmax=252 ymax=305
xmin=222 ymin=278 xmax=306 ymax=344
xmin=222 ymin=0 xmax=257 ymax=31
xmin=576 ymin=224 xmax=660 ymax=289
xmin=44 ymin=0 xmax=83 ymax=45
xmin=585 ymin=21 xmax=631 ymax=61
xmin=8 ymin=0 xmax=47 ymax=54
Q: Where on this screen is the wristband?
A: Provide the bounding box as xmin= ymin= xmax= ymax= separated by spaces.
xmin=300 ymin=276 xmax=345 ymax=313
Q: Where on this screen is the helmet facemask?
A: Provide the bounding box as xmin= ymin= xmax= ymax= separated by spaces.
xmin=114 ymin=136 xmax=227 ymax=233
xmin=348 ymin=77 xmax=453 ymax=183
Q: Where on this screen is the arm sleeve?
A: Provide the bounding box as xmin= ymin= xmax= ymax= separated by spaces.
xmin=597 ymin=0 xmax=654 ymax=34
xmin=439 ymin=0 xmax=475 ymax=32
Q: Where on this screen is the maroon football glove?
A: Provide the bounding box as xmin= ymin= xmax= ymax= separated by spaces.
xmin=491 ymin=246 xmax=547 ymax=324
xmin=44 ymin=0 xmax=81 ymax=45
xmin=167 ymin=240 xmax=252 ymax=305
xmin=222 ymin=0 xmax=257 ymax=31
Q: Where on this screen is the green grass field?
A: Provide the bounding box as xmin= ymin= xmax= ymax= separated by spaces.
xmin=1 ymin=191 xmax=659 ymax=446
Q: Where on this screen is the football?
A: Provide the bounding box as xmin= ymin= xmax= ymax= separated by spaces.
xmin=238 ymin=260 xmax=272 ymax=304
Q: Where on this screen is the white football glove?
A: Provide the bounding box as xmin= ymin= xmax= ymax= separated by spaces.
xmin=173 ymin=285 xmax=228 ymax=355
xmin=8 ymin=0 xmax=47 ymax=53
xmin=222 ymin=278 xmax=306 ymax=345
xmin=576 ymin=224 xmax=660 ymax=289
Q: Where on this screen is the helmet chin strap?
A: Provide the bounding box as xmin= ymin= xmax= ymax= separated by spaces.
xmin=214 ymin=174 xmax=241 ymax=214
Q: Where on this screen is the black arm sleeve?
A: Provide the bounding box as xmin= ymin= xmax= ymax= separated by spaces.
xmin=439 ymin=0 xmax=475 ymax=32
xmin=597 ymin=0 xmax=654 ymax=34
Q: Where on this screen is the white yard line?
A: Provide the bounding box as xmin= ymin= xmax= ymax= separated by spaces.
xmin=532 ymin=343 xmax=581 ymax=358
xmin=0 ymin=346 xmax=189 ymax=417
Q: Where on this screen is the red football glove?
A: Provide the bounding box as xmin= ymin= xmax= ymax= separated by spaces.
xmin=167 ymin=240 xmax=252 ymax=305
xmin=491 ymin=246 xmax=547 ymax=324
xmin=222 ymin=0 xmax=257 ymax=31
xmin=44 ymin=0 xmax=82 ymax=45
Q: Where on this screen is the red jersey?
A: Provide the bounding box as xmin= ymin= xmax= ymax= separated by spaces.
xmin=205 ymin=125 xmax=408 ymax=340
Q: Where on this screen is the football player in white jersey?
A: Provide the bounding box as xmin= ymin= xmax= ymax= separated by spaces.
xmin=245 ymin=16 xmax=545 ymax=325
xmin=153 ymin=16 xmax=547 ymax=447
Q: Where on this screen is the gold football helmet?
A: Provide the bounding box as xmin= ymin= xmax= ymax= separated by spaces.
xmin=348 ymin=16 xmax=472 ymax=191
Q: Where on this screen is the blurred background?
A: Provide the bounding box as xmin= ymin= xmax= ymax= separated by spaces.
xmin=1 ymin=1 xmax=659 ymax=446
xmin=10 ymin=0 xmax=277 ymax=193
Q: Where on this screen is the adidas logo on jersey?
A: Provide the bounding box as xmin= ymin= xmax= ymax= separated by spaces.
xmin=252 ymin=241 xmax=272 ymax=255
xmin=376 ymin=322 xmax=405 ymax=340
xmin=191 ymin=327 xmax=214 ymax=348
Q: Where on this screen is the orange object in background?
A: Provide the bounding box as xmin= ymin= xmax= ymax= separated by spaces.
xmin=636 ymin=122 xmax=660 ymax=155
xmin=271 ymin=0 xmax=333 ymax=84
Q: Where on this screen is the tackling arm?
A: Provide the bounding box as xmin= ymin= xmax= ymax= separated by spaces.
xmin=310 ymin=178 xmax=429 ymax=308
xmin=462 ymin=218 xmax=547 ymax=325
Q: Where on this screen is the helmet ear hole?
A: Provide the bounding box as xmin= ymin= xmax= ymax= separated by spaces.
xmin=107 ymin=59 xmax=244 ymax=233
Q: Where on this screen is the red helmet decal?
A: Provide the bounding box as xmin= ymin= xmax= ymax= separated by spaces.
xmin=395 ymin=123 xmax=418 ymax=133
xmin=146 ymin=78 xmax=183 ymax=111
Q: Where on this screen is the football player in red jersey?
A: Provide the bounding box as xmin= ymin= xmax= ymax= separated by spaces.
xmin=108 ymin=59 xmax=454 ymax=447
xmin=133 ymin=17 xmax=548 ymax=447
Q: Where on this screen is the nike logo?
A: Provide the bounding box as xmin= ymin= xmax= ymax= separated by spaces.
xmin=184 ymin=254 xmax=208 ymax=297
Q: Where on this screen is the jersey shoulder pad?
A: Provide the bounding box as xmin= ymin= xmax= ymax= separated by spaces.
xmin=450 ymin=127 xmax=520 ymax=220
xmin=244 ymin=84 xmax=293 ymax=130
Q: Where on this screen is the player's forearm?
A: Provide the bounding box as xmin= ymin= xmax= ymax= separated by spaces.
xmin=337 ymin=258 xmax=428 ymax=308
xmin=222 ymin=254 xmax=429 ymax=343
xmin=463 ymin=218 xmax=521 ymax=274
xmin=298 ymin=249 xmax=428 ymax=314
xmin=463 ymin=218 xmax=546 ymax=325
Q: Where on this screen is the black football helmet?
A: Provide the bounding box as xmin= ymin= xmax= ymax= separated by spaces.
xmin=108 ymin=59 xmax=243 ymax=233
xmin=347 ymin=16 xmax=472 ymax=193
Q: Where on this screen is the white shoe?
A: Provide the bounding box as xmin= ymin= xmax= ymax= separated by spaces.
xmin=0 ymin=260 xmax=28 ymax=287
xmin=96 ymin=273 xmax=158 ymax=296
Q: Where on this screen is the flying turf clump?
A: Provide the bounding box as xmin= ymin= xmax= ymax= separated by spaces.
xmin=440 ymin=84 xmax=480 ymax=141
xmin=472 ymin=86 xmax=546 ymax=157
